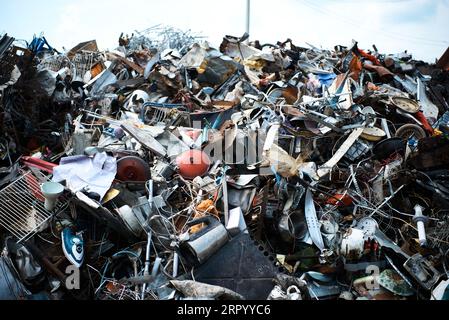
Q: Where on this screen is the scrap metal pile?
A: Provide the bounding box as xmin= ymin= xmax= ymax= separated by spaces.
xmin=1 ymin=28 xmax=449 ymax=300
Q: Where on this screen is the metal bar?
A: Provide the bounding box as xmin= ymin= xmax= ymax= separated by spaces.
xmin=24 ymin=240 xmax=68 ymax=283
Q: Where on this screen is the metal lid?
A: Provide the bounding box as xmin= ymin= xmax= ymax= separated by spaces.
xmin=391 ymin=97 xmax=420 ymax=114
xmin=361 ymin=127 xmax=386 ymax=142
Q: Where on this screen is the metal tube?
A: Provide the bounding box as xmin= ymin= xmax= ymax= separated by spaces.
xmin=172 ymin=253 xmax=179 ymax=278
xmin=151 ymin=257 xmax=162 ymax=277
xmin=141 ymin=230 xmax=152 ymax=300
xmin=147 ymin=180 xmax=154 ymax=211
xmin=142 ymin=179 xmax=154 ymax=300
xmin=222 ymin=176 xmax=229 ymax=225
xmin=145 ymin=240 xmax=152 ymax=270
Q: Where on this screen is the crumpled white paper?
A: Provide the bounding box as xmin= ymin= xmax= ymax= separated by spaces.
xmin=52 ymin=152 xmax=117 ymax=201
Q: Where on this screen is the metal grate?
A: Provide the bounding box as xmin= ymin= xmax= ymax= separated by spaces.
xmin=0 ymin=170 xmax=66 ymax=243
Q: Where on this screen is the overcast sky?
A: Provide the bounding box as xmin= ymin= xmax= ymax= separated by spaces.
xmin=1 ymin=0 xmax=448 ymax=62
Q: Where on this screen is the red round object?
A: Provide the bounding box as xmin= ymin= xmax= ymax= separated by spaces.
xmin=176 ymin=150 xmax=211 ymax=180
xmin=116 ymin=156 xmax=151 ymax=182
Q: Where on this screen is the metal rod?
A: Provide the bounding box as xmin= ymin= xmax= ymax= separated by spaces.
xmin=368 ymin=185 xmax=405 ymax=218
xmin=141 ymin=179 xmax=154 ymax=300
xmin=172 ymin=253 xmax=179 ymax=278
xmin=141 ymin=230 xmax=152 ymax=300
xmin=222 ymin=173 xmax=229 ymax=226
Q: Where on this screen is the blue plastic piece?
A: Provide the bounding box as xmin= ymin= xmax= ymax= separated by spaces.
xmin=61 ymin=228 xmax=84 ymax=268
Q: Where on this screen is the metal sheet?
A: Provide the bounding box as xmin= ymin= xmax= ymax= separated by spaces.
xmin=193 ymin=233 xmax=278 ymax=300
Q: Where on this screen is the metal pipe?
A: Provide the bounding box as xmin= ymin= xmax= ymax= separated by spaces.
xmin=172 ymin=253 xmax=179 ymax=278
xmin=151 ymin=257 xmax=162 ymax=277
xmin=147 ymin=180 xmax=154 ymax=212
xmin=141 ymin=231 xmax=152 ymax=300
xmin=141 ymin=180 xmax=154 ymax=300
xmin=222 ymin=173 xmax=229 ymax=225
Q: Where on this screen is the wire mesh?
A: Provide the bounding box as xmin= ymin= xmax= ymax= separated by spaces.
xmin=71 ymin=51 xmax=103 ymax=79
xmin=427 ymin=216 xmax=449 ymax=248
xmin=129 ymin=25 xmax=205 ymax=54
xmin=0 ymin=169 xmax=66 ymax=243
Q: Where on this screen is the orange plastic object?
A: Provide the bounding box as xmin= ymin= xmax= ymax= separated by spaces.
xmin=176 ymin=150 xmax=211 ymax=180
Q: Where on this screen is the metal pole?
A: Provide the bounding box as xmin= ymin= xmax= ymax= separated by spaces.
xmin=245 ymin=0 xmax=251 ymax=43
xmin=141 ymin=179 xmax=154 ymax=300
xmin=141 ymin=231 xmax=152 ymax=300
